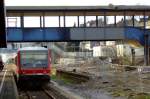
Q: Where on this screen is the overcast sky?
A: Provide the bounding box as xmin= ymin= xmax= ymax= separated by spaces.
xmin=5 ymin=0 xmax=150 ymax=6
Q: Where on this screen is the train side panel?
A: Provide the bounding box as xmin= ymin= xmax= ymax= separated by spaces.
xmin=48 ymin=49 xmax=51 ymax=75
xmin=13 ymin=51 xmax=21 ymax=81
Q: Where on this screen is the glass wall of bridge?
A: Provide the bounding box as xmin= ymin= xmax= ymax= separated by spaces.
xmin=6 ymin=11 xmax=149 ymax=28
xmin=24 ymin=16 xmax=41 ymax=27
xmin=6 ymin=17 xmax=20 ymax=27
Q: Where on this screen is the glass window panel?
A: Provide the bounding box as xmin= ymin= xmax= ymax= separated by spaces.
xmin=60 ymin=16 xmax=64 ymax=27
xmin=21 ymin=51 xmax=48 ymax=68
xmin=98 ymin=16 xmax=104 ymax=27
xmin=24 ymin=16 xmax=40 ymax=27
xmin=66 ymin=16 xmax=78 ymax=27
xmin=145 ymin=16 xmax=150 ymax=29
xmin=134 ymin=16 xmax=143 ymax=27
xmin=6 ymin=17 xmax=20 ymax=27
xmin=125 ymin=16 xmax=133 ymax=27
xmin=116 ymin=16 xmax=124 ymax=27
xmin=106 ymin=16 xmax=114 ymax=27
xmin=86 ymin=16 xmax=96 ymax=27
xmin=79 ymin=16 xmax=84 ymax=27
xmin=45 ymin=16 xmax=59 ymax=27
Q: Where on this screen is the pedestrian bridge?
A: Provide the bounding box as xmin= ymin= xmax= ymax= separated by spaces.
xmin=6 ymin=6 xmax=150 ymax=46
xmin=7 ymin=27 xmax=145 ymax=44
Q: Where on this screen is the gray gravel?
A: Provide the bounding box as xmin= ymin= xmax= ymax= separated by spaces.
xmin=53 ymin=58 xmax=150 ymax=99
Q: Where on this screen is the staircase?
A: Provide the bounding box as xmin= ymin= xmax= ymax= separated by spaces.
xmin=48 ymin=43 xmax=93 ymax=58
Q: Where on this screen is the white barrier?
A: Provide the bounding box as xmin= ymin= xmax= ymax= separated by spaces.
xmin=138 ymin=66 xmax=150 ymax=73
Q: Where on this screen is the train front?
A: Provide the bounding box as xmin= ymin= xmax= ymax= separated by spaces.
xmin=18 ymin=47 xmax=51 ymax=83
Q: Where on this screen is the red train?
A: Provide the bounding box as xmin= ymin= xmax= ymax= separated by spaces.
xmin=13 ymin=47 xmax=51 ymax=84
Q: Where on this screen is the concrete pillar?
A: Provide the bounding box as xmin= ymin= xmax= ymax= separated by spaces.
xmin=131 ymin=48 xmax=135 ymax=65
xmin=144 ymin=34 xmax=149 ymax=65
xmin=0 ymin=0 xmax=7 ymax=48
xmin=144 ymin=11 xmax=149 ymax=65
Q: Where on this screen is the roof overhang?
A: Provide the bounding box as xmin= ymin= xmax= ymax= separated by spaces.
xmin=6 ymin=6 xmax=150 ymax=16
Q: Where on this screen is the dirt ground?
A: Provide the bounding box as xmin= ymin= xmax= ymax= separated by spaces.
xmin=53 ymin=58 xmax=150 ymax=99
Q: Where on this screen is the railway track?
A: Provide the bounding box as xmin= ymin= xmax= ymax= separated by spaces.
xmin=19 ymin=80 xmax=82 ymax=99
xmin=56 ymin=69 xmax=90 ymax=83
xmin=22 ymin=88 xmax=57 ymax=99
xmin=43 ymin=89 xmax=56 ymax=99
xmin=19 ymin=84 xmax=68 ymax=99
xmin=19 ymin=69 xmax=90 ymax=99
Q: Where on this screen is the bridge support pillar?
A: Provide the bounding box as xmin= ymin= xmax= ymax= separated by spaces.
xmin=0 ymin=0 xmax=7 ymax=48
xmin=144 ymin=34 xmax=149 ymax=65
xmin=131 ymin=48 xmax=135 ymax=66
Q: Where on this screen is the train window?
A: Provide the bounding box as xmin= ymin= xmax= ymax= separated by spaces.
xmin=20 ymin=51 xmax=48 ymax=68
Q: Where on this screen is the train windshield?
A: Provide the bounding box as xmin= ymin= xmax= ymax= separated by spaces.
xmin=20 ymin=51 xmax=48 ymax=69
